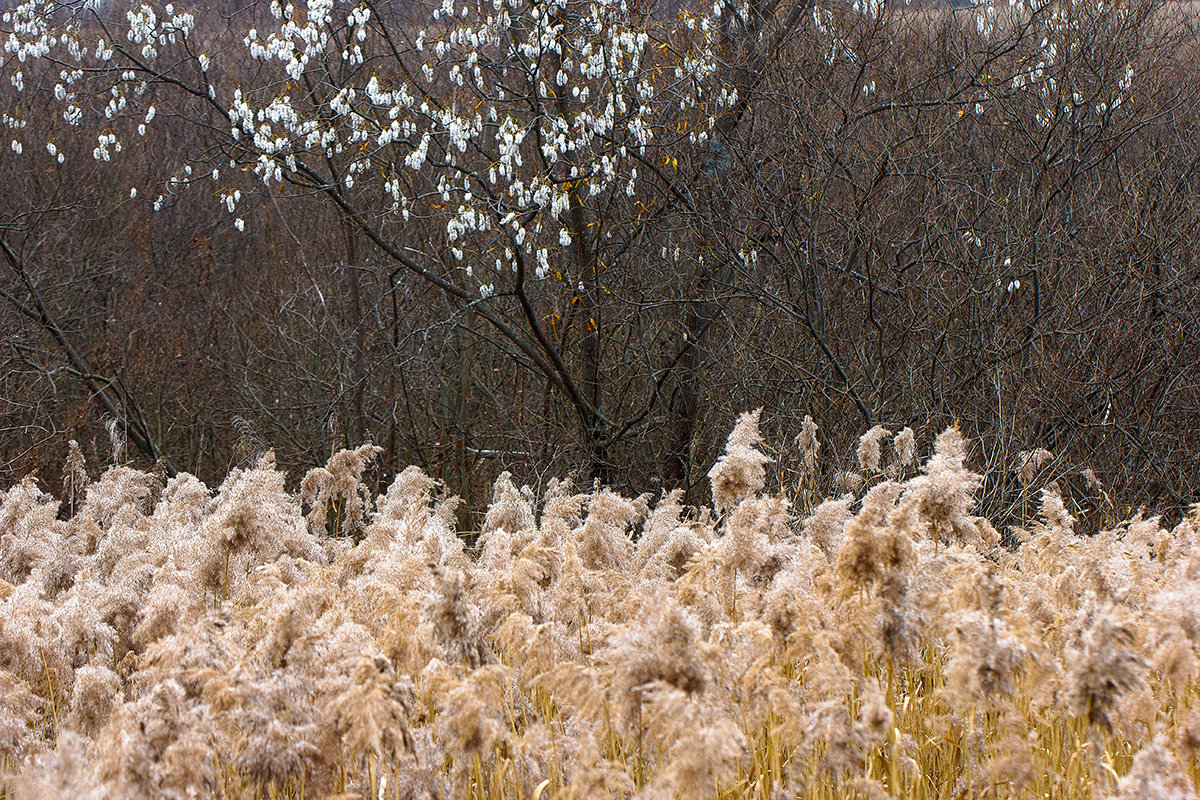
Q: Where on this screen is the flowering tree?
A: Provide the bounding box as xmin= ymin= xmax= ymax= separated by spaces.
xmin=1 ymin=0 xmax=777 ymax=480
xmin=3 ymin=0 xmax=1197 ymax=509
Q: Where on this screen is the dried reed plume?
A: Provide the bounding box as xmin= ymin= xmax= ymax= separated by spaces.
xmin=0 ymin=416 xmax=1196 ymax=800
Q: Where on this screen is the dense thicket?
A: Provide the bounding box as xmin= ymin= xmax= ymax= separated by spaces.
xmin=1 ymin=0 xmax=1198 ymax=523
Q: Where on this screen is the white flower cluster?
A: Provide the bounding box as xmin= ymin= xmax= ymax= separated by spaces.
xmin=222 ymin=0 xmax=723 ymax=289
xmin=93 ymin=131 xmax=120 ymax=161
xmin=246 ymin=0 xmax=334 ymax=80
xmin=974 ymin=3 xmax=996 ymax=38
xmin=125 ymin=2 xmax=195 ymax=61
xmin=2 ymin=0 xmax=733 ymax=287
xmin=3 ymin=1 xmax=55 ymax=65
xmin=1006 ymin=9 xmax=1137 ymax=129
xmin=811 ymin=5 xmax=860 ymax=66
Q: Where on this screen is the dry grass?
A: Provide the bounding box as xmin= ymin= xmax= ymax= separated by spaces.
xmin=1 ymin=414 xmax=1198 ymax=799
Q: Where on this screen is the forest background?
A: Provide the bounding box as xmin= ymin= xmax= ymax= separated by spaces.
xmin=0 ymin=0 xmax=1197 ymax=528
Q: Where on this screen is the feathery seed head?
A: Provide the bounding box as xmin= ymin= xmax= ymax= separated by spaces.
xmin=708 ymin=409 xmax=773 ymax=513
xmin=857 ymin=426 xmax=892 ymax=474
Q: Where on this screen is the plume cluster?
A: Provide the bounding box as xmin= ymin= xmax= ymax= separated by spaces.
xmin=1 ymin=419 xmax=1198 ymax=799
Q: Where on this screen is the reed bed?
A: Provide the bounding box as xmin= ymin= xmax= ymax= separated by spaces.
xmin=1 ymin=412 xmax=1196 ymax=799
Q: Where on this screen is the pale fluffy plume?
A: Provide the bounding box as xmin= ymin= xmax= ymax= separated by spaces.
xmin=429 ymin=663 xmax=512 ymax=787
xmin=478 ymin=472 xmax=537 ymax=572
xmin=636 ymin=490 xmax=712 ymax=580
xmin=62 ymin=439 xmax=90 ymax=517
xmin=762 ymin=545 xmax=828 ymax=649
xmin=721 ymin=493 xmax=792 ymax=583
xmin=1012 ymin=486 xmax=1079 ymax=579
xmin=599 ymin=591 xmax=713 ymax=730
xmin=133 ymin=560 xmax=201 ymax=648
xmin=1017 ymin=448 xmax=1055 ymax=487
xmin=196 ymin=451 xmax=320 ymax=598
xmin=92 ymin=679 xmax=217 ymax=800
xmin=64 ymin=665 xmax=121 ymax=738
xmin=1065 ymin=608 xmax=1147 ymax=731
xmin=574 ymin=487 xmax=647 ymax=572
xmin=801 ymin=493 xmax=854 ymax=559
xmin=221 ymin=628 xmax=357 ymax=789
xmin=944 ymin=609 xmax=1027 ymax=703
xmin=1148 ymin=585 xmax=1200 ymax=693
xmin=83 ymin=465 xmax=157 ymax=530
xmin=350 ymin=466 xmax=465 ymax=580
xmin=426 ymin=564 xmax=488 ymax=667
xmin=891 ymin=426 xmax=998 ymax=550
xmin=708 ymin=408 xmax=773 ymax=513
xmin=894 ymin=427 xmax=916 ymax=469
xmin=300 ymin=443 xmax=383 ymax=537
xmin=0 ymin=580 xmax=68 ymax=686
xmin=8 ymin=730 xmax=101 ymax=800
xmin=640 ymin=687 xmax=747 ymax=797
xmin=1039 ymin=484 xmax=1076 ymax=533
xmin=796 ymin=414 xmax=821 ymax=479
xmin=375 ymin=464 xmax=439 ymax=524
xmin=857 ymin=426 xmax=892 ymax=473
xmin=326 ymin=651 xmax=414 ymax=764
xmin=482 ymin=471 xmax=536 ymax=535
xmin=939 ymin=561 xmax=1029 ymax=697
xmin=0 ymin=668 xmax=44 ymax=762
xmin=1106 ymin=734 xmax=1197 ymax=800
xmin=834 ymin=481 xmax=907 ymax=595
xmin=0 ymin=477 xmax=68 ymax=587
xmin=799 ymin=697 xmax=881 ymax=782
